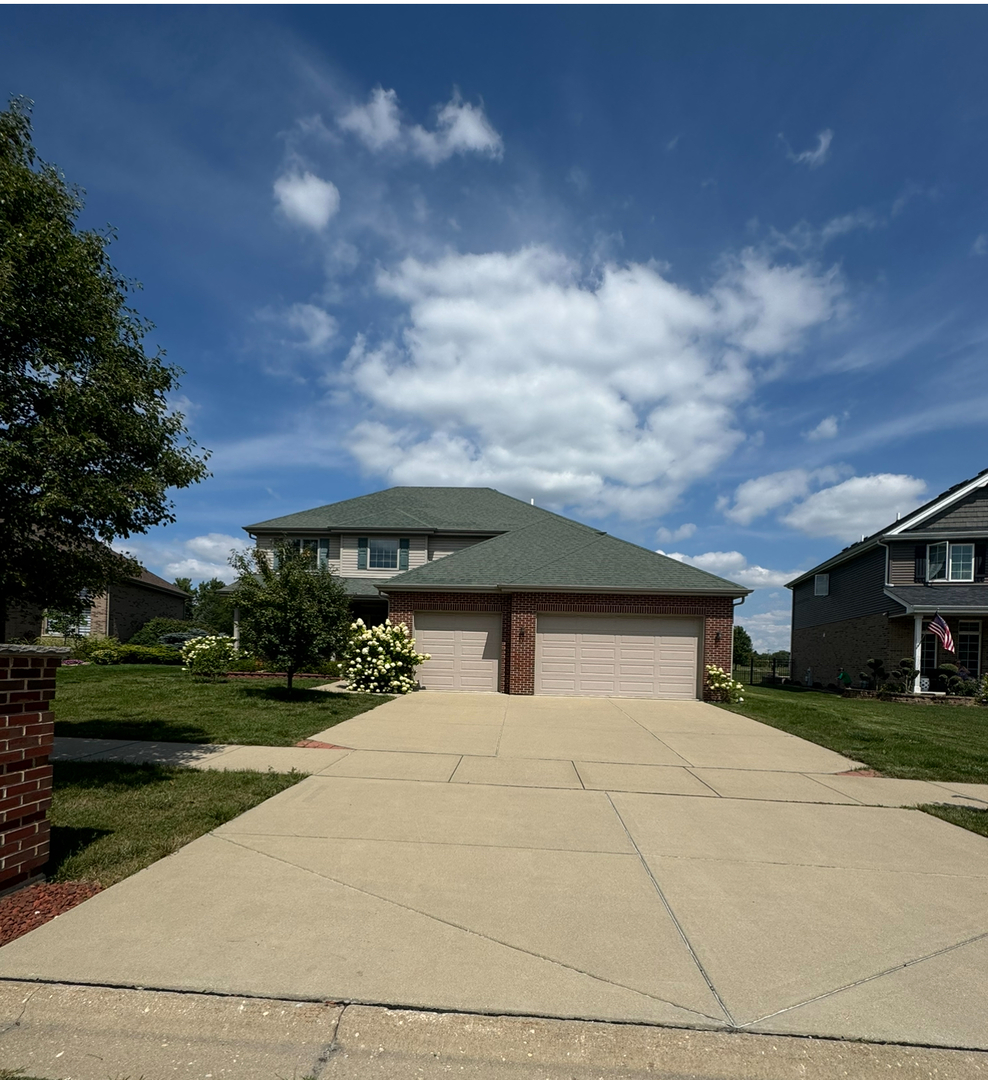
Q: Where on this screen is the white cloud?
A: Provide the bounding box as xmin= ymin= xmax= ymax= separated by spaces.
xmin=341 ymin=245 xmax=842 ymax=518
xmin=284 ymin=303 xmax=338 ymax=351
xmin=338 ymin=86 xmax=402 ymax=150
xmin=737 ymin=608 xmax=793 ymax=654
xmin=781 ymin=474 xmax=928 ymax=542
xmin=655 ymin=522 xmax=696 ymax=544
xmin=784 ymin=128 xmax=834 ymax=168
xmin=664 ymin=550 xmax=801 ymax=590
xmin=972 ymin=234 xmax=987 ymax=257
xmin=338 ymin=87 xmax=503 ymax=166
xmin=804 ymin=414 xmax=840 ymax=441
xmin=118 ymin=533 xmax=244 ymax=585
xmin=720 ymin=468 xmax=838 ymax=526
xmin=273 ymin=170 xmax=340 ymax=230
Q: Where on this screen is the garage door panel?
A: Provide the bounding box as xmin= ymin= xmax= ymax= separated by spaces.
xmin=414 ymin=613 xmax=501 ymax=692
xmin=536 ymin=615 xmax=699 ymax=699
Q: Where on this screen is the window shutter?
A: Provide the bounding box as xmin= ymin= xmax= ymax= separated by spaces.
xmin=357 ymin=537 xmax=368 ymax=570
xmin=914 ymin=545 xmax=927 ymax=583
xmin=399 ymin=538 xmax=410 ymax=570
xmin=976 ymin=542 xmax=987 ymax=583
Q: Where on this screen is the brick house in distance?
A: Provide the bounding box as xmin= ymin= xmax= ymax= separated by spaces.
xmin=788 ymin=468 xmax=988 ymax=690
xmin=242 ymin=487 xmax=749 ymax=699
xmin=3 ymin=569 xmax=189 ymax=643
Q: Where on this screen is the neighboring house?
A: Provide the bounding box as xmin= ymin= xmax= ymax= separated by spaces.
xmin=242 ymin=487 xmax=748 ymax=699
xmin=788 ymin=468 xmax=988 ymax=691
xmin=4 ymin=569 xmax=189 ymax=643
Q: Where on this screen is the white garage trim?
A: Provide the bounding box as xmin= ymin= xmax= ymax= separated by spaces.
xmin=535 ymin=614 xmax=701 ymax=699
xmin=413 ymin=612 xmax=502 ymax=692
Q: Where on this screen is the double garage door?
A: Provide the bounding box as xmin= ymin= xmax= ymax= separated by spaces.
xmin=414 ymin=612 xmax=700 ymax=699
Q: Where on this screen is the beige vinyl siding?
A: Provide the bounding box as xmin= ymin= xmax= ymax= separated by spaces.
xmin=427 ymin=535 xmax=492 ymax=561
xmin=252 ymin=534 xmax=342 ymax=571
xmin=340 ymin=534 xmax=428 ymax=577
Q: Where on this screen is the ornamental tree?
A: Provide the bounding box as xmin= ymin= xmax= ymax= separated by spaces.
xmin=0 ymin=98 xmax=209 ymax=630
xmin=229 ymin=541 xmax=351 ymax=692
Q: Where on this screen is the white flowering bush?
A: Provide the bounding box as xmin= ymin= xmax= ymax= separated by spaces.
xmin=181 ymin=634 xmax=236 ymax=680
xmin=706 ymin=664 xmax=744 ymax=704
xmin=343 ymin=619 xmax=430 ymax=694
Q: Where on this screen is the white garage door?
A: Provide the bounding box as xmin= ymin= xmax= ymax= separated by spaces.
xmin=536 ymin=615 xmax=700 ymax=699
xmin=414 ymin=612 xmax=502 ymax=692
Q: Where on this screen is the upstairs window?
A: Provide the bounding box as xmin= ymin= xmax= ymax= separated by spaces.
xmin=950 ymin=543 xmax=975 ymax=582
xmin=928 ymin=542 xmax=947 ymax=581
xmin=814 ymin=573 xmax=829 ymax=596
xmin=369 ymin=538 xmax=399 ymax=570
xmin=928 ymin=541 xmax=975 ymax=582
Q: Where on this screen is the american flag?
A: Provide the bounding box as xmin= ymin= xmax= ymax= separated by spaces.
xmin=928 ymin=614 xmax=955 ymax=653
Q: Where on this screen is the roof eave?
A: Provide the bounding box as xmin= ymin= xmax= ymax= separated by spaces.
xmin=787 ymin=538 xmax=882 ymax=589
xmin=380 ymin=582 xmax=750 ymax=597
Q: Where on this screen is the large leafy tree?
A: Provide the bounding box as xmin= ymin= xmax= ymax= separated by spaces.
xmin=230 ymin=542 xmax=352 ymax=692
xmin=733 ymin=624 xmax=753 ymax=666
xmin=0 ymin=98 xmax=208 ymax=627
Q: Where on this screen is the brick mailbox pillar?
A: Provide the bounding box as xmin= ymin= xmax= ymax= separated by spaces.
xmin=0 ymin=645 xmax=68 ymax=894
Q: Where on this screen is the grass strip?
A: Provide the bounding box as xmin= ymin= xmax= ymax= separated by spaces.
xmin=917 ymin=803 xmax=988 ymax=839
xmin=54 ymin=664 xmax=389 ymax=745
xmin=718 ymin=684 xmax=988 ymax=783
xmin=49 ymin=760 xmax=306 ymax=886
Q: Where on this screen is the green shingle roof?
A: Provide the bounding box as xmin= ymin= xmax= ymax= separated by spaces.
xmin=246 ymin=487 xmax=547 ymax=533
xmin=383 ymin=517 xmax=745 ymax=594
xmin=245 ymin=486 xmax=748 ymax=596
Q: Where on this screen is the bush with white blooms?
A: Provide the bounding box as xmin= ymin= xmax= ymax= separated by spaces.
xmin=705 ymin=664 xmax=744 ymax=704
xmin=180 ymin=635 xmax=237 ymax=680
xmin=343 ymin=619 xmax=430 ymax=694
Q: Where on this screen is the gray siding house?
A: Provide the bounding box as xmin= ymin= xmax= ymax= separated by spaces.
xmin=788 ymin=468 xmax=988 ymax=690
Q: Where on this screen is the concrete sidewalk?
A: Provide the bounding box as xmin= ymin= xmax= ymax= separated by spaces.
xmin=6 ymin=695 xmax=988 ymax=1052
xmin=3 ymin=981 xmax=986 ymax=1080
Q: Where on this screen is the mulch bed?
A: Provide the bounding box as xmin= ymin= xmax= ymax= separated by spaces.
xmin=0 ymin=882 xmax=103 ymax=947
xmin=224 ymin=671 xmax=329 ymax=679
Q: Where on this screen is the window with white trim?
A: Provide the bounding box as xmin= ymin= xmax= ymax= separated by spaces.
xmin=927 ymin=541 xmax=975 ymax=582
xmin=44 ymin=608 xmax=92 ymax=637
xmin=958 ymin=620 xmax=981 ymax=678
xmin=368 ymin=538 xmax=399 ymax=570
xmin=920 ymin=630 xmax=937 ymax=674
xmin=814 ymin=573 xmax=829 ymax=596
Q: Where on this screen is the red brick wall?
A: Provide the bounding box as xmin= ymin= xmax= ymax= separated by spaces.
xmin=385 ymin=591 xmax=735 ymax=698
xmin=0 ymin=647 xmax=64 ymax=893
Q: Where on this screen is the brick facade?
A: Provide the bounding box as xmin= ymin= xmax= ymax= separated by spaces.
xmin=791 ymin=612 xmax=890 ymax=688
xmin=0 ymin=645 xmax=66 ymax=893
xmin=384 ymin=591 xmax=735 ymax=698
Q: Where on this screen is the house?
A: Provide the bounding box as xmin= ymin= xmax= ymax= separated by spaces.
xmin=242 ymin=487 xmax=748 ymax=699
xmin=4 ymin=569 xmax=189 ymax=643
xmin=788 ymin=468 xmax=988 ymax=691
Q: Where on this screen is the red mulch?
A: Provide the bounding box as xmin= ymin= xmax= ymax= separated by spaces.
xmin=0 ymin=882 xmax=102 ymax=947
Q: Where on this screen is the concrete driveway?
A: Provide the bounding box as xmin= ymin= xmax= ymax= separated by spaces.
xmin=3 ymin=694 xmax=988 ymax=1050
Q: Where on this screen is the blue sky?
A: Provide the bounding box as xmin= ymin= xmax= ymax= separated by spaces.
xmin=7 ymin=6 xmax=988 ymax=650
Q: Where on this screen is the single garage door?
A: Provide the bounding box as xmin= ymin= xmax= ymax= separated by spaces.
xmin=535 ymin=615 xmax=701 ymax=699
xmin=414 ymin=612 xmax=502 ymax=692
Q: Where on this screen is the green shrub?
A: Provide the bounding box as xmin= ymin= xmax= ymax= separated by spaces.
xmin=180 ymin=635 xmax=237 ymax=680
xmin=85 ymin=642 xmax=184 ymax=665
xmin=127 ymin=617 xmax=210 ymax=646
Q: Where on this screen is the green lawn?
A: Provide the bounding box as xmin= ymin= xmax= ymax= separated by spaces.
xmin=718 ymin=684 xmax=988 ymax=784
xmin=53 ymin=664 xmax=390 ymax=745
xmin=49 ymin=760 xmax=306 ymax=886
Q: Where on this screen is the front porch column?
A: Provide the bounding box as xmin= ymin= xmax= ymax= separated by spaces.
xmin=232 ymin=606 xmax=240 ymax=652
xmin=913 ymin=614 xmax=923 ymax=693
